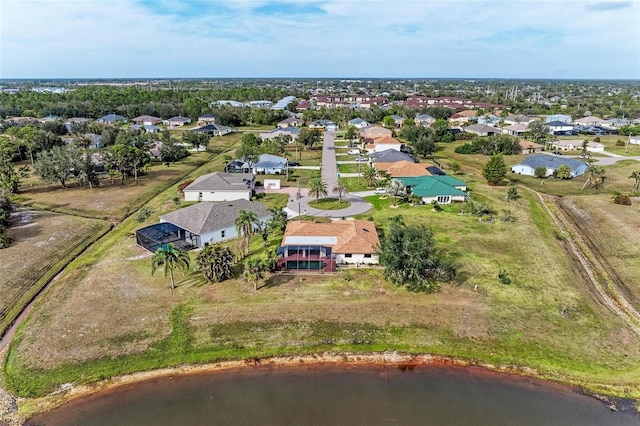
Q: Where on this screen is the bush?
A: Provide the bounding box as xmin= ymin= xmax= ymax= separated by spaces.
xmin=613 ymin=192 xmax=632 ymax=205
xmin=616 ymin=139 xmax=625 ymax=147
xmin=534 ymin=167 xmax=547 ymax=179
xmin=135 ymin=206 xmax=153 ymax=222
xmin=593 ymin=136 xmax=601 ymax=143
xmin=498 ymin=269 xmax=511 ymax=285
xmin=177 ymin=179 xmax=193 ymax=193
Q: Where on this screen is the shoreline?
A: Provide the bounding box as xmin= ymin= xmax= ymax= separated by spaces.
xmin=7 ymin=351 xmax=636 ymax=423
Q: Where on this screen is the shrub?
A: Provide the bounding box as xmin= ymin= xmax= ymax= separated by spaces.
xmin=593 ymin=136 xmax=601 ymax=143
xmin=498 ymin=269 xmax=511 ymax=285
xmin=613 ymin=191 xmax=632 ymax=205
xmin=616 ymin=139 xmax=625 ymax=147
xmin=135 ymin=206 xmax=153 ymax=222
xmin=534 ymin=167 xmax=547 ymax=179
xmin=177 ymin=179 xmax=193 ymax=193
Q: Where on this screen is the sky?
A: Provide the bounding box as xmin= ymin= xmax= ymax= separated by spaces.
xmin=1 ymin=0 xmax=639 ymax=79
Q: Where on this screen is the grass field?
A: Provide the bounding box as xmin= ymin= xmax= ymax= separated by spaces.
xmin=0 ymin=211 xmax=111 ymax=337
xmin=308 ymin=198 xmax=351 ymax=210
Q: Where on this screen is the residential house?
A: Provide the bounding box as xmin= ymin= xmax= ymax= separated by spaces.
xmin=277 ymin=117 xmax=305 ymax=128
xmin=136 ymin=199 xmax=271 ymax=251
xmin=132 ymin=115 xmax=163 ymax=126
xmin=374 ymin=160 xmax=441 ymax=178
xmin=277 ymin=220 xmax=380 ymax=271
xmin=518 ymin=140 xmax=544 ymax=155
xmin=359 ymin=125 xmax=392 ymax=139
xmin=630 ymin=136 xmax=640 ymax=145
xmin=511 ymin=154 xmax=588 ymax=178
xmin=212 ymin=100 xmax=244 ymax=107
xmin=574 ymin=116 xmax=608 ymax=127
xmin=397 ymin=175 xmax=468 ymax=205
xmin=503 ymin=114 xmax=537 ymax=125
xmin=369 ymin=149 xmax=417 ymax=163
xmin=551 ymin=139 xmax=584 ymax=151
xmin=165 ymin=116 xmax=192 ymax=127
xmin=414 ymin=114 xmax=436 ymax=127
xmin=546 ymin=114 xmax=572 ymax=124
xmin=192 ymin=123 xmax=232 ymax=136
xmin=259 ymin=126 xmax=301 ymax=141
xmin=132 ymin=124 xmax=160 ymax=133
xmin=253 ymin=154 xmax=288 ymax=175
xmin=182 ymin=172 xmax=255 ymax=202
xmin=464 ymin=124 xmax=500 ymax=137
xmin=390 ymin=115 xmax=404 ymax=127
xmin=501 ymin=123 xmax=529 ymax=137
xmin=39 ymin=115 xmax=61 ymax=123
xmin=246 ymin=100 xmax=273 ymax=108
xmin=370 ymin=135 xmax=404 ymax=153
xmin=605 ymin=118 xmax=629 ymax=128
xmin=197 ymin=113 xmax=218 ymax=126
xmin=310 ymin=119 xmax=337 ymax=131
xmin=477 ymin=114 xmax=500 ymax=126
xmin=271 ymin=96 xmax=296 ymax=110
xmin=64 ymin=117 xmax=90 ymax=132
xmin=587 ymin=141 xmax=605 ymax=152
xmin=348 ymin=118 xmax=370 ymax=129
xmin=448 ymin=110 xmax=477 ymax=125
xmin=296 ymin=100 xmax=312 ymax=111
xmin=547 ymin=120 xmax=574 ymax=135
xmin=97 ymin=114 xmax=127 ymax=125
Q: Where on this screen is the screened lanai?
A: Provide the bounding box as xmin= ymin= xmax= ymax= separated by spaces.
xmin=136 ymin=222 xmax=199 ymax=252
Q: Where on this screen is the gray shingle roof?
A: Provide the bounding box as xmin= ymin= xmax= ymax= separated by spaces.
xmin=160 ymin=200 xmax=271 ymax=235
xmin=518 ymin=154 xmax=587 ymax=172
xmin=184 ymin=172 xmax=254 ymax=192
xmin=369 ymin=149 xmax=416 ymax=163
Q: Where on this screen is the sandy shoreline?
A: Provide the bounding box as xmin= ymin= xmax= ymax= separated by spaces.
xmin=3 ymin=351 xmax=633 ymax=424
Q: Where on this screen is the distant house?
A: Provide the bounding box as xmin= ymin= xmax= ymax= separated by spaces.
xmin=587 ymin=141 xmax=605 ymax=152
xmin=192 ymin=123 xmax=232 ymax=136
xmin=390 ymin=115 xmax=404 ymax=127
xmin=136 ymin=200 xmax=271 ymax=251
xmin=296 ymin=100 xmax=312 ymax=111
xmin=501 ymin=123 xmax=529 ymax=137
xmin=132 ymin=115 xmax=162 ymax=126
xmin=546 ymin=120 xmax=574 ymax=135
xmin=370 ymin=135 xmax=404 ymax=153
xmin=511 ymin=154 xmax=588 ymax=178
xmin=278 ymin=220 xmax=380 ymax=271
xmin=503 ymin=114 xmax=537 ymax=125
xmin=197 ymin=113 xmax=218 ymax=126
xmin=464 ymin=124 xmax=500 ymax=137
xmin=64 ymin=117 xmax=90 ymax=132
xmin=310 ymin=119 xmax=337 ymax=131
xmin=606 ymin=118 xmax=629 ymax=128
xmin=253 ymin=154 xmax=288 ymax=175
xmin=397 ymin=175 xmax=468 ymax=205
xmin=277 ymin=117 xmax=305 ymax=128
xmin=574 ymin=116 xmax=608 ymax=127
xmin=630 ymin=136 xmax=640 ymax=145
xmin=477 ymin=114 xmax=500 ymax=126
xmin=414 ymin=114 xmax=436 ymax=127
xmin=518 ymin=140 xmax=544 ymax=155
xmin=39 ymin=115 xmax=61 ymax=123
xmin=182 ymin=172 xmax=255 ymax=202
xmin=449 ymin=110 xmax=477 ymax=125
xmin=132 ymin=124 xmax=160 ymax=133
xmin=359 ymin=125 xmax=392 ymax=139
xmin=212 ymin=100 xmax=244 ymax=107
xmin=348 ymin=118 xmax=370 ymax=129
xmin=374 ymin=160 xmax=439 ymax=178
xmin=551 ymin=139 xmax=583 ymax=151
xmin=97 ymin=114 xmax=127 ymax=125
xmin=259 ymin=126 xmax=301 ymax=141
xmin=369 ymin=148 xmax=417 ymax=163
xmin=546 ymin=114 xmax=572 ymax=124
xmin=246 ymin=100 xmax=273 ymax=108
xmin=165 ymin=116 xmax=192 ymax=127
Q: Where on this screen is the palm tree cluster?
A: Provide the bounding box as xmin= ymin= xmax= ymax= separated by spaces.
xmin=362 ymin=166 xmax=389 ymax=188
xmin=235 ymin=210 xmax=259 ymax=257
xmin=195 ymin=243 xmax=234 ymax=283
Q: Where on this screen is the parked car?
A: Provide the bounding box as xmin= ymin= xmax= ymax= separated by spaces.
xmin=348 ymin=149 xmax=360 ymax=155
xmin=552 ymin=151 xmax=563 ymax=156
xmin=374 ymin=187 xmax=386 ymax=194
xmin=355 ymin=157 xmax=368 ymax=162
xmin=287 ymin=161 xmax=300 ymax=166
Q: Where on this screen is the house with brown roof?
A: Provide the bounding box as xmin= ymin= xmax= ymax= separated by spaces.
xmin=277 ymin=117 xmax=305 ymax=128
xmin=373 ymin=160 xmax=434 ymax=177
xmin=132 ymin=115 xmax=163 ymax=126
xmin=448 ymin=110 xmax=477 ymax=125
xmin=518 ymin=140 xmax=544 ymax=154
xmin=359 ymin=125 xmax=392 ymax=140
xmin=278 ymin=220 xmax=380 ymax=271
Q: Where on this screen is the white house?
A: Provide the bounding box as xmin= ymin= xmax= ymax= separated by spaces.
xmin=165 ymin=116 xmax=192 ymax=127
xmin=156 ymin=200 xmax=271 ymax=248
xmin=546 ymin=121 xmax=574 ymax=135
xmin=546 ymin=114 xmax=572 ymax=124
xmin=630 ymin=136 xmax=640 ymax=145
xmin=259 ymin=126 xmax=301 ymax=141
xmin=501 ymin=123 xmax=529 ymax=137
xmin=348 ymin=118 xmax=370 ymax=129
xmin=511 ymin=154 xmax=588 ymax=178
xmin=182 ymin=172 xmax=255 ymax=202
xmin=371 ymin=135 xmax=403 ymax=152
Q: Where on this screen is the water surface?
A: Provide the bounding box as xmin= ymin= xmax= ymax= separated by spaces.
xmin=28 ymin=365 xmax=637 ymax=425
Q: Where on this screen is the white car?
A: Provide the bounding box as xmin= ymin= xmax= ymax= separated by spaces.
xmin=348 ymin=149 xmax=360 ymax=155
xmin=374 ymin=187 xmax=386 ymax=194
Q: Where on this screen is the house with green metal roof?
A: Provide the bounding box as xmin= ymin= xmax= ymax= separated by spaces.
xmin=396 ymin=175 xmax=468 ymax=205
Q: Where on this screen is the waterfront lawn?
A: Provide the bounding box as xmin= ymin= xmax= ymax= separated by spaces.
xmin=0 ymin=211 xmax=110 ymax=337
xmin=5 ymin=175 xmax=640 ymax=405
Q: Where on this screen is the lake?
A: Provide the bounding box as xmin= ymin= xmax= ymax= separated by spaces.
xmin=27 ymin=365 xmax=638 ymax=425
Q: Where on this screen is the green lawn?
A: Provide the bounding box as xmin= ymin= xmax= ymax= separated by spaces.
xmin=308 ymin=197 xmax=352 ymax=210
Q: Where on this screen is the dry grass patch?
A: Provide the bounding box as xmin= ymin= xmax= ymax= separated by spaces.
xmin=0 ymin=210 xmax=110 ymax=336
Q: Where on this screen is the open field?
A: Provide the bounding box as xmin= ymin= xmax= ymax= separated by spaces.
xmin=13 ymin=134 xmax=242 ymax=221
xmin=0 ymin=211 xmax=111 ymax=337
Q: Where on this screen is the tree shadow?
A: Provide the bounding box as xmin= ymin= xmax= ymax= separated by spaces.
xmin=261 ymin=274 xmax=297 ymax=289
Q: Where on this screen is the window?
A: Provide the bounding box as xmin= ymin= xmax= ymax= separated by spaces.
xmin=364 ymin=254 xmax=372 ymax=258
xmin=198 ymin=192 xmax=203 ymax=200
xmin=221 ymin=230 xmax=225 ymax=238
xmin=344 ymin=254 xmax=352 ymax=258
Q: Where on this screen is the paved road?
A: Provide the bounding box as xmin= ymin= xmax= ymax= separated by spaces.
xmin=321 ymin=131 xmax=339 ymax=196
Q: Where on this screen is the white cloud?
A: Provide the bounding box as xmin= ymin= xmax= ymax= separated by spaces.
xmin=0 ymin=0 xmax=638 ymax=78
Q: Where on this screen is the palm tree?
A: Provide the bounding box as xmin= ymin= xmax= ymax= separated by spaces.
xmin=332 ymin=180 xmax=349 ymax=203
xmin=235 ymin=210 xmax=259 ymax=257
xmin=244 ymin=257 xmax=266 ymax=291
xmin=581 ymin=165 xmax=606 ymax=192
xmin=151 ymin=243 xmax=191 ymax=292
xmin=308 ymin=177 xmax=328 ymax=202
xmin=194 ymin=243 xmax=234 ymax=283
xmin=629 ymin=170 xmax=640 ymax=193
xmin=362 ymin=166 xmax=379 ymax=188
